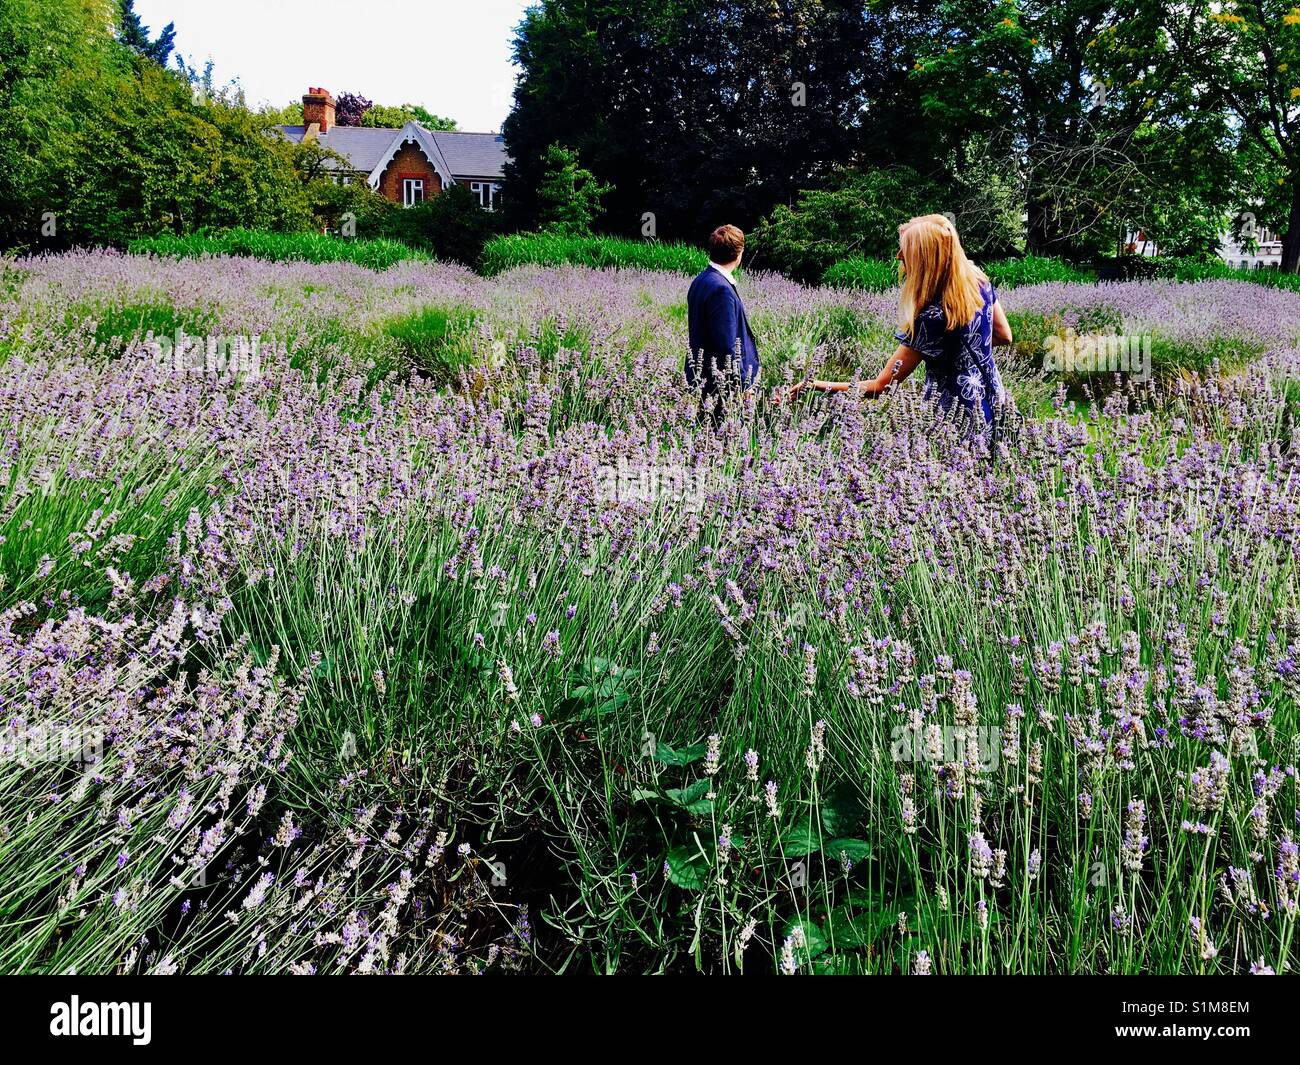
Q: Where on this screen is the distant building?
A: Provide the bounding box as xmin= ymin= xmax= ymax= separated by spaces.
xmin=1218 ymin=225 xmax=1282 ymax=270
xmin=277 ymin=87 xmax=507 ymax=210
xmin=1122 ymin=229 xmax=1160 ymax=257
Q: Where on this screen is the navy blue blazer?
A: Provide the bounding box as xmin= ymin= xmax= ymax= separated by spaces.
xmin=685 ymin=266 xmax=760 ymax=390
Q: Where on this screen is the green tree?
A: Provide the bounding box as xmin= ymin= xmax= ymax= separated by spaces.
xmin=259 ymin=100 xmax=304 ymax=125
xmin=942 ymin=135 xmax=1026 ymax=258
xmin=0 ymin=0 xmax=122 ymax=248
xmin=1134 ymin=2 xmax=1300 ymax=270
xmin=503 ymin=0 xmax=933 ymax=239
xmin=362 ymin=103 xmax=457 ymax=130
xmin=904 ymin=1 xmax=1238 ymax=259
xmin=64 ymin=59 xmax=314 ymax=243
xmin=378 ymin=183 xmax=500 ymax=265
xmin=259 ymin=99 xmax=457 ymax=130
xmin=117 ymin=0 xmax=175 ymax=66
xmin=536 ymin=143 xmax=611 ymax=234
xmin=751 ymin=167 xmax=945 ymax=282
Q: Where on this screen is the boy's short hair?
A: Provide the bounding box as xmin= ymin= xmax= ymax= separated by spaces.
xmin=707 ymin=224 xmax=745 ymax=264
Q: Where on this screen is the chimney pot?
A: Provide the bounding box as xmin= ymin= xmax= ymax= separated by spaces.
xmin=302 ymin=86 xmax=336 ymax=133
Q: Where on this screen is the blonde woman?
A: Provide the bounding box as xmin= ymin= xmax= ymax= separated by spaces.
xmin=790 ymin=215 xmax=1013 ymax=429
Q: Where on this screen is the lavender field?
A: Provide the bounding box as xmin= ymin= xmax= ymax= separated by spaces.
xmin=2 ymin=250 xmax=1299 ymax=975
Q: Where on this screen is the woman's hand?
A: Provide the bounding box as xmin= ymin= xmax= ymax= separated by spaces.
xmin=775 ymin=380 xmax=810 ymax=405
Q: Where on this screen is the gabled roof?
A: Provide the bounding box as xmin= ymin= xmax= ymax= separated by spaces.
xmin=278 ymin=124 xmax=507 ymax=182
xmin=366 ymin=122 xmax=456 ymax=189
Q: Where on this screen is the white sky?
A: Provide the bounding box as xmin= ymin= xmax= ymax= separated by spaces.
xmin=133 ymin=0 xmax=532 ymax=132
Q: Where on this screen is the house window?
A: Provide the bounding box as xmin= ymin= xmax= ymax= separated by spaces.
xmin=402 ymin=178 xmax=425 ymax=207
xmin=470 ymin=181 xmax=501 ymax=211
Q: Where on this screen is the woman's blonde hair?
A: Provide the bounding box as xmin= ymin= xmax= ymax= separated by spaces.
xmin=896 ymin=214 xmax=988 ymax=338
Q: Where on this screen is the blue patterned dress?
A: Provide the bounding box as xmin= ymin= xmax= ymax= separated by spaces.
xmin=894 ymin=282 xmax=1004 ymax=426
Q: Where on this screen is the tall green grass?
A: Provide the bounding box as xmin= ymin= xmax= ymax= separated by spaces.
xmin=825 ymin=255 xmax=1096 ymax=291
xmin=821 ymin=256 xmax=901 ymax=292
xmin=481 ymin=233 xmax=708 ymax=276
xmin=383 ymin=304 xmax=481 ymax=385
xmin=826 ymin=251 xmax=1300 ymax=292
xmin=986 ymin=256 xmax=1096 ymax=288
xmin=129 ymin=228 xmax=431 ymax=270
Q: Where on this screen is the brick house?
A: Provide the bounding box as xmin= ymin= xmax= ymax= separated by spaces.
xmin=278 ymin=87 xmax=506 ymax=210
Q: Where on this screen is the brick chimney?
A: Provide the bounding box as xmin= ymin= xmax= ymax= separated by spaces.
xmin=302 ymin=87 xmax=335 ymax=133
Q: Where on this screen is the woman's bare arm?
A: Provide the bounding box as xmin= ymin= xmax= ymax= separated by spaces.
xmin=800 ymin=344 xmax=922 ymax=397
xmin=991 ymin=299 xmax=1013 ymax=346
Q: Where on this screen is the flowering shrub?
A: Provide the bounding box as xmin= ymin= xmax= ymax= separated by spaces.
xmin=1 ymin=251 xmax=1298 ymax=972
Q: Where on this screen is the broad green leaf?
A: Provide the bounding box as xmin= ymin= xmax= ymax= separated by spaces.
xmin=594 ymin=692 xmax=631 ymax=715
xmin=812 ymin=953 xmax=869 ymax=975
xmin=588 ymin=657 xmax=639 ymax=678
xmin=665 ymin=844 xmax=709 ymax=891
xmin=652 ymin=740 xmax=708 ymax=766
xmin=572 ymin=675 xmax=626 ymax=701
xmin=665 ymin=778 xmax=713 ymax=814
xmin=780 ymin=823 xmax=822 ymax=856
xmin=820 ymin=781 xmax=868 ymax=836
xmin=825 ymin=837 xmax=872 ymax=862
xmin=825 ymin=900 xmax=893 ymax=949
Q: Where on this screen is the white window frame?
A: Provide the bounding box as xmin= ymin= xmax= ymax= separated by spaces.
xmin=402 ymin=178 xmax=425 ymax=207
xmin=470 ymin=181 xmax=501 ymax=211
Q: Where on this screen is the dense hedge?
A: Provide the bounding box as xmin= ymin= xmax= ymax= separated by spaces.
xmin=126 ymin=227 xmax=1300 ymax=295
xmin=825 ymin=255 xmax=1094 ymax=291
xmin=1100 ymin=254 xmax=1300 ymax=291
xmin=128 ymin=229 xmax=431 ymax=270
xmin=824 ymin=253 xmax=1300 ymax=292
xmin=481 ymin=233 xmax=708 ymax=276
xmin=820 ymin=256 xmax=900 ymax=292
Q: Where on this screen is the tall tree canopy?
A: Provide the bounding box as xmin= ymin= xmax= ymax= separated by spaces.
xmin=896 ymin=1 xmax=1242 ymax=257
xmin=361 ymin=102 xmax=457 ymax=130
xmin=0 ymin=0 xmax=321 ymax=248
xmin=503 ymin=0 xmax=935 ymax=241
xmin=117 ymin=0 xmax=176 ymax=66
xmin=504 ymin=0 xmax=1266 ymax=265
xmin=267 ymin=93 xmax=459 ymax=131
xmin=1136 ymin=2 xmax=1300 ymax=269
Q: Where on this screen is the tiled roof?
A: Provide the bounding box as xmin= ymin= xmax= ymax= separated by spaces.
xmin=429 ymin=132 xmax=508 ymax=179
xmin=278 ymin=125 xmax=398 ymax=171
xmin=277 ymin=125 xmax=507 ymax=180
